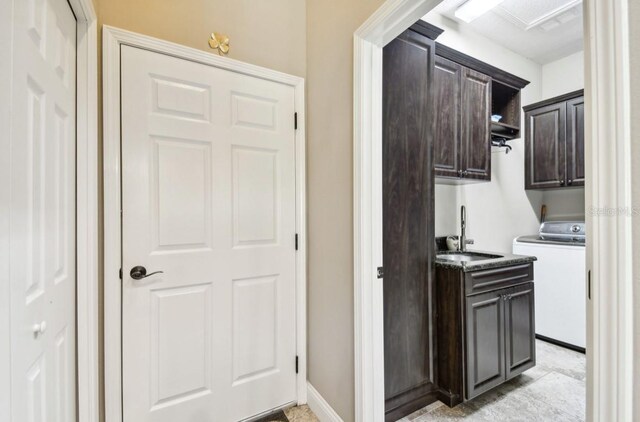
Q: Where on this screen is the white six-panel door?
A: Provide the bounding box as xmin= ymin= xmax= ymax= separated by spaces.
xmin=8 ymin=0 xmax=77 ymax=420
xmin=120 ymin=45 xmax=298 ymax=422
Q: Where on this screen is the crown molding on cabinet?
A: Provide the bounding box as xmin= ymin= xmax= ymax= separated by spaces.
xmin=523 ymin=89 xmax=584 ymax=111
xmin=435 ymin=43 xmax=530 ymax=89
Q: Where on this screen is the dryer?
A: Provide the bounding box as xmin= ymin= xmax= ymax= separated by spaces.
xmin=513 ymin=222 xmax=586 ymax=351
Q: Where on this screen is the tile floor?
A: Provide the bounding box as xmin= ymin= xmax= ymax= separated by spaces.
xmin=260 ymin=340 xmax=584 ymax=422
xmin=284 ymin=405 xmax=320 ymax=422
xmin=257 ymin=405 xmax=320 ymax=422
xmin=398 ymin=340 xmax=586 ymax=422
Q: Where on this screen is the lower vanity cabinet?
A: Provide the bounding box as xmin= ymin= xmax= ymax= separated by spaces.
xmin=503 ymin=283 xmax=536 ymax=379
xmin=436 ymin=264 xmax=536 ymax=406
xmin=466 ymin=282 xmax=536 ymax=398
xmin=465 ymin=289 xmax=506 ymax=398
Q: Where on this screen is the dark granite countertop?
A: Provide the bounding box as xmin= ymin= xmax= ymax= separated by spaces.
xmin=435 ymin=249 xmax=537 ymax=273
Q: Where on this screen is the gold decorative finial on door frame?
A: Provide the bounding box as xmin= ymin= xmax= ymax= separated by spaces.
xmin=208 ymin=32 xmax=230 ymax=55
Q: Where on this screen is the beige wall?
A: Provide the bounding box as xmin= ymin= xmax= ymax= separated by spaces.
xmin=97 ymin=0 xmax=306 ymax=77
xmin=305 ymin=1 xmax=385 ymax=420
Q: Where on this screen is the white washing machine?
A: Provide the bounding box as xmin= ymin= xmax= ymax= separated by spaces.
xmin=513 ymin=222 xmax=586 ymax=351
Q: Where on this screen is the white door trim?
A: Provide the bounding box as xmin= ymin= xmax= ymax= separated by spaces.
xmin=69 ymin=1 xmax=100 ymax=421
xmin=0 ymin=3 xmax=13 ymax=420
xmin=353 ymin=1 xmax=635 ymax=421
xmin=353 ymin=2 xmax=448 ymax=421
xmin=583 ymin=1 xmax=634 ymax=421
xmin=102 ymin=26 xmax=307 ymax=422
xmin=0 ymin=0 xmax=99 ymax=421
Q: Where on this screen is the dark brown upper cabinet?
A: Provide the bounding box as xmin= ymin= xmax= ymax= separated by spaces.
xmin=433 ymin=60 xmax=491 ymax=180
xmin=524 ymin=102 xmax=566 ymax=189
xmin=461 ymin=68 xmax=491 ymax=180
xmin=434 ymin=56 xmax=462 ymax=178
xmin=524 ymin=90 xmax=584 ymax=190
xmin=566 ymin=96 xmax=585 ymax=186
xmin=433 ymin=44 xmax=529 ymax=182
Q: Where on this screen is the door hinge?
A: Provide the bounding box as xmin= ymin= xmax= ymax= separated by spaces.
xmin=294 ymin=112 xmax=298 ymax=130
xmin=377 ymin=267 xmax=384 ymax=279
xmin=119 ymin=268 xmax=123 ymax=280
xmin=588 ymin=270 xmax=591 ymax=300
xmin=295 ymin=355 xmax=299 ymax=374
xmin=295 ymin=233 xmax=299 ymax=251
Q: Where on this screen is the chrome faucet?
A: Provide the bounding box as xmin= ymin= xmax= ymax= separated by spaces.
xmin=459 ymin=205 xmax=474 ymax=252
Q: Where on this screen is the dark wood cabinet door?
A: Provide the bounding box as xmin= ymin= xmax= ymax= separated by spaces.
xmin=434 ymin=56 xmax=462 ymax=178
xmin=383 ymin=28 xmax=437 ymax=419
xmin=566 ymin=96 xmax=585 ymax=187
xmin=465 ymin=290 xmax=505 ymax=399
xmin=461 ymin=68 xmax=491 ymax=180
xmin=504 ymin=283 xmax=536 ymax=379
xmin=525 ymin=103 xmax=566 ymax=189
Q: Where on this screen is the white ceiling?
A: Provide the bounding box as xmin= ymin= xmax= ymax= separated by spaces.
xmin=426 ymin=0 xmax=584 ymax=64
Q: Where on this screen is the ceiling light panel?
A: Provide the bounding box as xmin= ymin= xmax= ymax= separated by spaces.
xmin=454 ymin=0 xmax=506 ymax=23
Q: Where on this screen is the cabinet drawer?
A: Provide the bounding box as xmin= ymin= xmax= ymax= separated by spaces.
xmin=465 ymin=263 xmax=533 ymax=295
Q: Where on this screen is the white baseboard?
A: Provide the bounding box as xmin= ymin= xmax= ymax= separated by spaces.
xmin=306 ymin=382 xmax=344 ymax=422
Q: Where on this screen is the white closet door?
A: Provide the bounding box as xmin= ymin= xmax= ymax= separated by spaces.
xmin=120 ymin=45 xmax=297 ymax=422
xmin=9 ymin=0 xmax=77 ymax=420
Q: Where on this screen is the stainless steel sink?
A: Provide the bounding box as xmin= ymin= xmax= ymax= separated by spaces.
xmin=436 ymin=252 xmax=503 ymax=262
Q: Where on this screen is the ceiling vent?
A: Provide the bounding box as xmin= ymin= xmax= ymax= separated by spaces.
xmin=494 ymin=0 xmax=582 ymax=31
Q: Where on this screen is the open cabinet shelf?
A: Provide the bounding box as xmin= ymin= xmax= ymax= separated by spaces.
xmin=491 ymin=80 xmax=521 ymax=139
xmin=491 ymin=121 xmax=520 ymax=138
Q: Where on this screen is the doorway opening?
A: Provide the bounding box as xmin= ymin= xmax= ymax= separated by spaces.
xmin=385 ymin=2 xmax=586 ymax=419
xmin=354 ymin=0 xmax=633 ymax=421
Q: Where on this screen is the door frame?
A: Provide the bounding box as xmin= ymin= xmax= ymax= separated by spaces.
xmin=353 ymin=1 xmax=634 ymax=422
xmin=102 ymin=26 xmax=307 ymax=422
xmin=0 ymin=0 xmax=99 ymax=421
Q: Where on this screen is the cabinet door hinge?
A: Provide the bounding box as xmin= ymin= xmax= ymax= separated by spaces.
xmin=294 ymin=112 xmax=298 ymax=130
xmin=119 ymin=268 xmax=123 ymax=280
xmin=295 ymin=233 xmax=299 ymax=251
xmin=295 ymin=355 xmax=299 ymax=374
xmin=377 ymin=267 xmax=384 ymax=279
